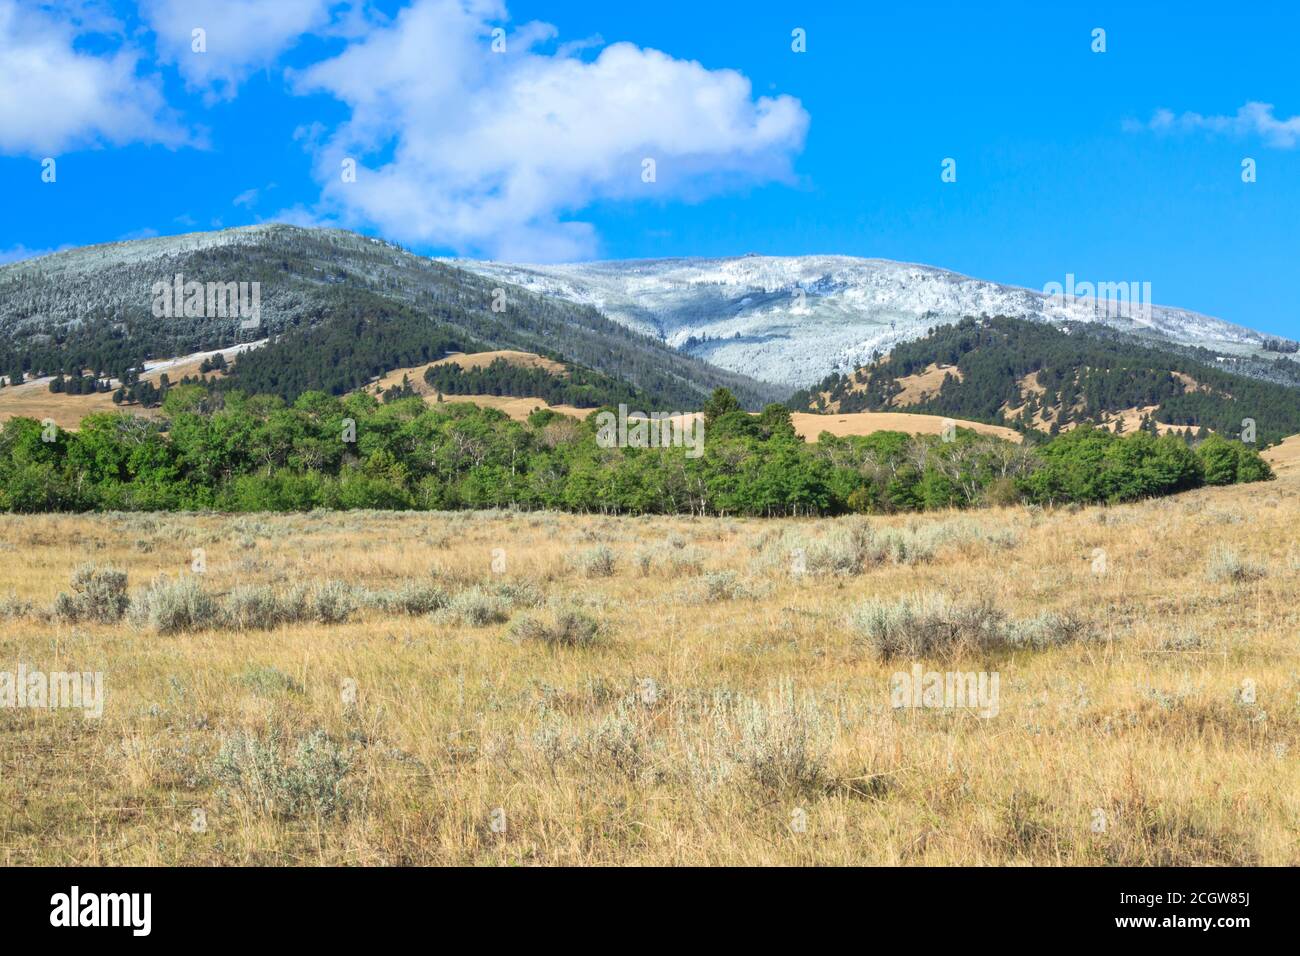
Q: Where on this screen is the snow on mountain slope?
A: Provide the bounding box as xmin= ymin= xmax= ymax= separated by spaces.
xmin=446 ymin=255 xmax=1279 ymax=388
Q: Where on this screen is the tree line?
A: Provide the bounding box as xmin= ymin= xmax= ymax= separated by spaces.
xmin=0 ymin=386 xmax=1271 ymax=515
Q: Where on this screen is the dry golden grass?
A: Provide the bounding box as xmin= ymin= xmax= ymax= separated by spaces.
xmin=1263 ymin=434 xmax=1300 ymax=476
xmin=367 ymin=351 xmax=567 ymax=395
xmin=0 ymin=379 xmax=163 ymax=431
xmin=1 ymin=475 xmax=1298 ymax=865
xmin=0 ymin=347 xmax=240 ymax=430
xmin=889 ymin=363 xmax=964 ymax=406
xmin=789 ymin=411 xmax=1022 ymax=443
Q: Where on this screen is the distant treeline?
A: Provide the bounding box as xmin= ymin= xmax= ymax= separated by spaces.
xmin=422 ymin=357 xmax=642 ymax=409
xmin=0 ymin=386 xmax=1271 ymax=515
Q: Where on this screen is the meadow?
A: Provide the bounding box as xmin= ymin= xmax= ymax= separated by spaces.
xmin=0 ymin=470 xmax=1297 ymax=865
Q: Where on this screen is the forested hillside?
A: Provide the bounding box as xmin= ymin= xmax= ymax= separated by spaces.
xmin=0 ymin=225 xmax=782 ymax=410
xmin=793 ymin=316 xmax=1300 ymax=445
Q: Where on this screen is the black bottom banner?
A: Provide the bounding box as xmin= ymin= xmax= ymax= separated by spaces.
xmin=0 ymin=866 xmax=1276 ymax=942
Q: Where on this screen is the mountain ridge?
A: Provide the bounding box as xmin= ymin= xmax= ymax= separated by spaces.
xmin=0 ymin=225 xmax=783 ymax=410
xmin=448 ymin=254 xmax=1295 ymax=388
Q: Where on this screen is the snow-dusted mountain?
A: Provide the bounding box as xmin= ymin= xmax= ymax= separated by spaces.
xmin=447 ymin=255 xmax=1285 ymax=388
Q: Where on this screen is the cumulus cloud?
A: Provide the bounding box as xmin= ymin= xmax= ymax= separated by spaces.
xmin=1128 ymin=102 xmax=1300 ymax=148
xmin=290 ymin=0 xmax=809 ymax=260
xmin=139 ymin=0 xmax=354 ymax=99
xmin=0 ymin=0 xmax=187 ymax=155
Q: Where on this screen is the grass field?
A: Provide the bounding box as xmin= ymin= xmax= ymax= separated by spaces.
xmin=1 ymin=471 xmax=1297 ymax=865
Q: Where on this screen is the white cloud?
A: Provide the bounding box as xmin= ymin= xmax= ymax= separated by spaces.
xmin=1129 ymin=102 xmax=1300 ymax=148
xmin=291 ymin=0 xmax=809 ymax=261
xmin=139 ymin=0 xmax=353 ymax=99
xmin=0 ymin=0 xmax=187 ymax=155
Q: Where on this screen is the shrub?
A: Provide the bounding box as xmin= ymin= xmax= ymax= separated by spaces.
xmin=367 ymin=583 xmax=449 ymax=616
xmin=54 ymin=563 xmax=129 ymax=623
xmin=732 ymin=681 xmax=832 ymax=792
xmin=494 ymin=580 xmax=545 ymax=609
xmin=309 ymin=581 xmax=355 ymax=624
xmin=213 ymin=728 xmax=352 ymax=819
xmin=130 ymin=576 xmax=219 ymax=634
xmin=1005 ymin=612 xmax=1090 ymax=650
xmin=510 ymin=606 xmax=603 ymax=648
xmin=238 ymin=665 xmax=303 ymax=696
xmin=223 ymin=585 xmax=303 ymax=631
xmin=444 ymin=586 xmax=511 ymax=626
xmin=849 ymin=593 xmax=1007 ymax=660
xmin=850 ymin=594 xmax=1087 ymax=659
xmin=1205 ymin=545 xmax=1266 ymax=583
xmin=577 ymin=545 xmax=617 ymax=578
xmin=688 ymin=570 xmax=764 ymax=603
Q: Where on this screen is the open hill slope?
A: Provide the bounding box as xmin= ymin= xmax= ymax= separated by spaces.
xmin=796 ymin=316 xmax=1300 ymax=446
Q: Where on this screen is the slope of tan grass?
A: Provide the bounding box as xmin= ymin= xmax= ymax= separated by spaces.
xmin=0 ymin=345 xmax=250 ymax=430
xmin=3 ymin=473 xmax=1295 ymax=865
xmin=791 ymin=411 xmax=1022 ymax=443
xmin=436 ymin=395 xmax=592 ymax=422
xmin=889 ymin=363 xmax=963 ymax=406
xmin=367 ymin=351 xmax=567 ymax=401
xmin=1263 ymin=433 xmax=1300 ymax=475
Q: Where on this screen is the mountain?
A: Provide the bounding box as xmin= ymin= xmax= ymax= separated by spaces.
xmin=795 ymin=315 xmax=1300 ymax=446
xmin=449 ymin=255 xmax=1299 ymax=389
xmin=0 ymin=226 xmax=783 ymax=410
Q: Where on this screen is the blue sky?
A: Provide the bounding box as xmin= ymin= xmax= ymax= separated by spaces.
xmin=2 ymin=0 xmax=1298 ymax=337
